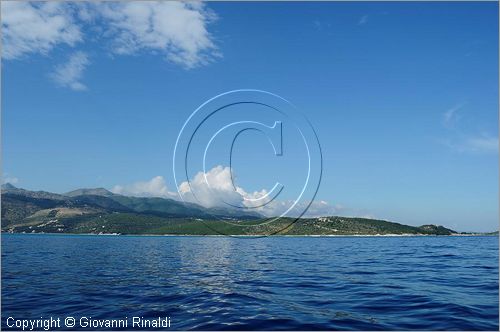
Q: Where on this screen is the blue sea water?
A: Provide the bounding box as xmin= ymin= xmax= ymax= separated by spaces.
xmin=1 ymin=234 xmax=498 ymax=330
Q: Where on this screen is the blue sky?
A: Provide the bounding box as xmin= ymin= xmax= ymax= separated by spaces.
xmin=2 ymin=1 xmax=498 ymax=231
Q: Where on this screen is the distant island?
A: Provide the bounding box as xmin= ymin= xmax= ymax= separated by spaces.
xmin=1 ymin=184 xmax=496 ymax=236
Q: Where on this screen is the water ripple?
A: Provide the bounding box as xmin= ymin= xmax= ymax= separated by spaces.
xmin=2 ymin=234 xmax=498 ymax=330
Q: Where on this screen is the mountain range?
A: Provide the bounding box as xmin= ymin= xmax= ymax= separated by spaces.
xmin=0 ymin=183 xmax=471 ymax=236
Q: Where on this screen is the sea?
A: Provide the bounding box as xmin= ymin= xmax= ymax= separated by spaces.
xmin=2 ymin=234 xmax=498 ymax=330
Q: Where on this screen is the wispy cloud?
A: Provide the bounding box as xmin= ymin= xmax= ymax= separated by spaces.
xmin=443 ymin=104 xmax=463 ymax=128
xmin=50 ymin=51 xmax=90 ymax=91
xmin=463 ymin=135 xmax=498 ymax=153
xmin=358 ymin=15 xmax=369 ymax=25
xmin=441 ymin=104 xmax=498 ymax=154
xmin=445 ymin=134 xmax=499 ymax=154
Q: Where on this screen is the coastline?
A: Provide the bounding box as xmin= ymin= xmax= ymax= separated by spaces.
xmin=2 ymin=232 xmax=497 ymax=238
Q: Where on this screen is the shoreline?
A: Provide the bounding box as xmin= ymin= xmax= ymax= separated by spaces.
xmin=2 ymin=232 xmax=497 ymax=238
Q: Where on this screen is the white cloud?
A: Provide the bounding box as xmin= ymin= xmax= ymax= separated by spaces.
xmin=97 ymin=1 xmax=219 ymax=68
xmin=177 ymin=165 xmax=345 ymax=218
xmin=2 ymin=1 xmax=220 ymax=89
xmin=112 ymin=176 xmax=178 ymax=198
xmin=50 ymin=51 xmax=90 ymax=91
xmin=112 ymin=166 xmax=346 ymax=218
xmin=1 ymin=1 xmax=82 ymax=59
xmin=179 ymin=166 xmax=243 ymax=207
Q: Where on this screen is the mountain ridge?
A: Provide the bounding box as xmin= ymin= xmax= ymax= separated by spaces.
xmin=1 ymin=185 xmax=262 ymax=229
xmin=64 ymin=187 xmax=116 ymax=197
xmin=0 ymin=185 xmax=487 ymax=236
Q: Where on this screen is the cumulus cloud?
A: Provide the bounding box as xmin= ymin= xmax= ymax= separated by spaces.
xmin=112 ymin=176 xmax=177 ymax=198
xmin=177 ymin=165 xmax=344 ymax=218
xmin=1 ymin=1 xmax=82 ymax=59
xmin=111 ymin=166 xmax=346 ymax=218
xmin=50 ymin=51 xmax=90 ymax=91
xmin=177 ymin=166 xmax=295 ymax=214
xmin=179 ymin=166 xmax=244 ymax=208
